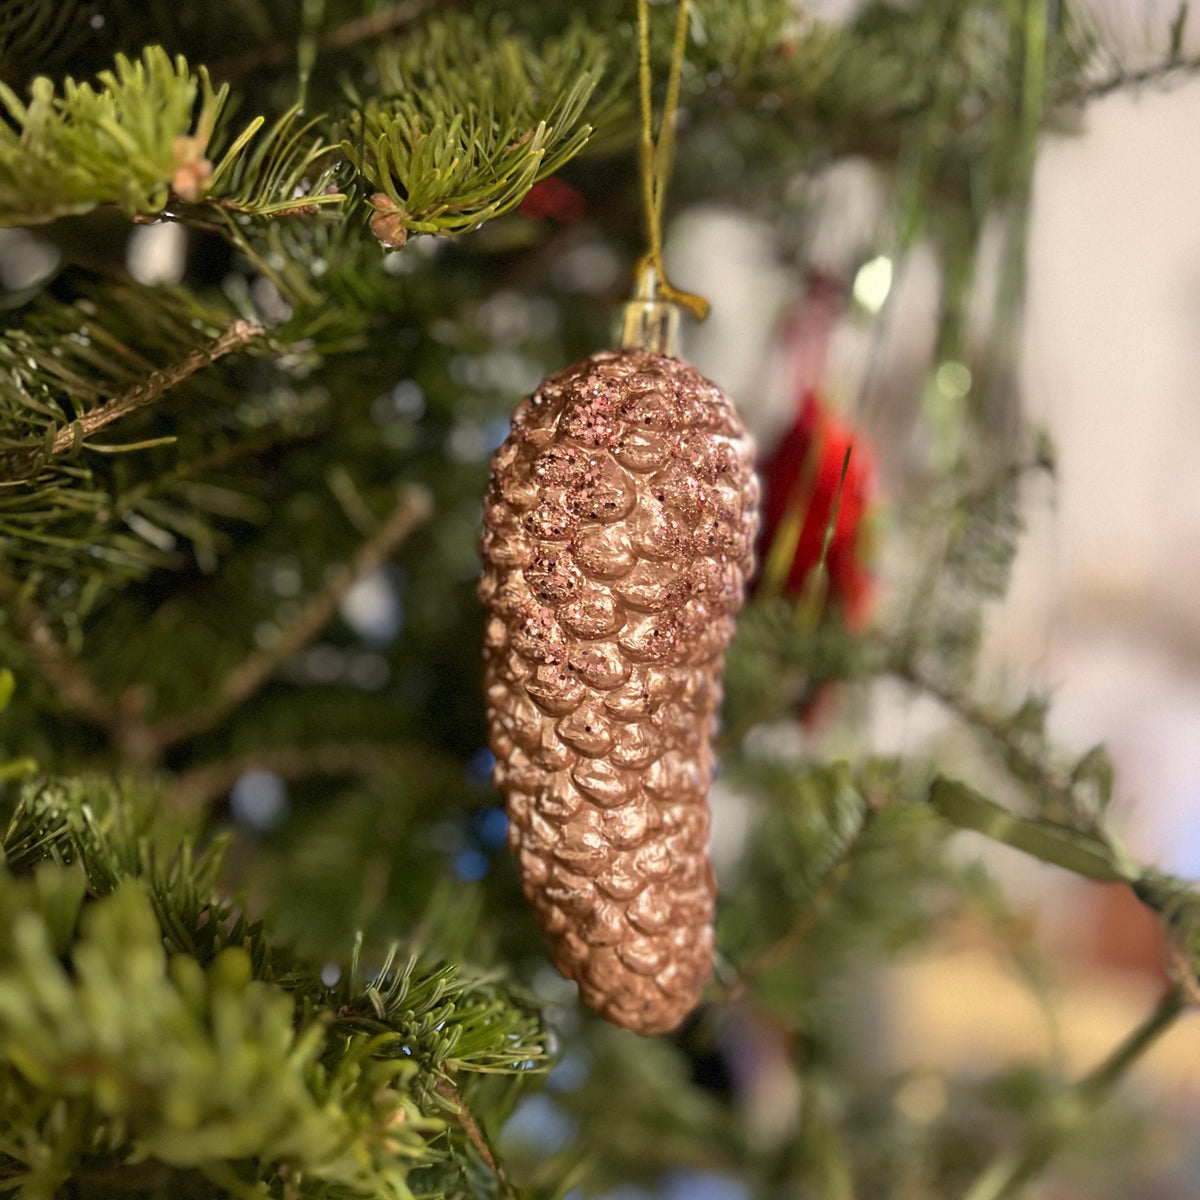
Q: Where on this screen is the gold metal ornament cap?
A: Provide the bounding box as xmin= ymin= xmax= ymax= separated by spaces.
xmin=619 ymin=266 xmax=681 ymax=358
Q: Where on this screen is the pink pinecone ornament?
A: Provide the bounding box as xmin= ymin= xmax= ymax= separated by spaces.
xmin=479 ymin=347 xmax=758 ymax=1034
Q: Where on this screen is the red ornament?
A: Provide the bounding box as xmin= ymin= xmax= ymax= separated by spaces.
xmin=519 ymin=177 xmax=587 ymax=223
xmin=756 ymin=389 xmax=872 ymax=625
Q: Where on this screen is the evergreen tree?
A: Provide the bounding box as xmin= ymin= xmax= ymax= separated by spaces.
xmin=0 ymin=1 xmax=1196 ymax=1197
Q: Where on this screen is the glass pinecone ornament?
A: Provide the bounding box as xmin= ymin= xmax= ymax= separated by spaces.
xmin=479 ymin=306 xmax=759 ymax=1034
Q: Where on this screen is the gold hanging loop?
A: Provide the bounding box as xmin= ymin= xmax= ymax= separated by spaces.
xmin=627 ymin=0 xmax=709 ymax=334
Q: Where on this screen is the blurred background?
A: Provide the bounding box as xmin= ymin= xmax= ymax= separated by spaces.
xmin=665 ymin=4 xmax=1200 ymax=1192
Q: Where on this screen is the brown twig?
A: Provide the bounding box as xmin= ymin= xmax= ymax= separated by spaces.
xmin=148 ymin=483 xmax=433 ymax=752
xmin=434 ymin=1077 xmax=514 ymax=1195
xmin=5 ymin=485 xmax=431 ymax=771
xmin=962 ymin=987 xmax=1186 ymax=1200
xmin=210 ymin=0 xmax=448 ymax=82
xmin=323 ymin=0 xmax=441 ymax=50
xmin=51 ymin=321 xmax=265 ymax=455
xmin=718 ymin=820 xmax=868 ymax=1007
xmin=1 ymin=585 xmax=119 ymax=729
xmin=1072 ymin=53 xmax=1200 ymax=105
xmin=894 ymin=662 xmax=1094 ymax=826
xmin=168 ymin=741 xmax=426 ymax=810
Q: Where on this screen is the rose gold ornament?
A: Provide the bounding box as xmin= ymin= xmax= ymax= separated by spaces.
xmin=479 ymin=287 xmax=758 ymax=1034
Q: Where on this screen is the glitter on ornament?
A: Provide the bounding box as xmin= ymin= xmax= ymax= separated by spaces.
xmin=479 ymin=348 xmax=758 ymax=1034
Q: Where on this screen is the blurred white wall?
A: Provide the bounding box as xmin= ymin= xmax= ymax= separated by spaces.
xmin=998 ymin=82 xmax=1200 ymax=875
xmin=675 ymin=70 xmax=1200 ymax=880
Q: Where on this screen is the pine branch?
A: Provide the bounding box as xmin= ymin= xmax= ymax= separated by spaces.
xmin=1 ymin=284 xmax=251 ymax=472
xmin=2 ymin=488 xmax=432 ymax=770
xmin=719 ymin=814 xmax=869 ymax=1006
xmin=340 ymin=941 xmax=549 ymax=1077
xmin=144 ymin=483 xmax=433 ymax=756
xmin=49 ymin=319 xmax=264 ymax=455
xmin=897 ymin=662 xmax=1112 ymax=829
xmin=0 ymin=47 xmax=345 ymax=230
xmin=900 ymin=664 xmax=1075 ymax=797
xmin=963 ymin=988 xmax=1187 ymax=1200
xmin=0 ymin=868 xmax=521 ymax=1197
xmin=0 ymin=585 xmax=119 ymax=730
xmin=927 ymin=774 xmax=1200 ymax=1006
xmin=710 ymin=759 xmax=957 ymax=1032
xmin=168 ymin=741 xmax=436 ymax=809
xmin=927 ymin=776 xmax=1130 ymax=883
xmin=0 ymin=290 xmax=279 ymax=616
xmin=0 ymin=774 xmax=550 ymax=1195
xmin=0 ymin=484 xmax=429 ymax=768
xmin=0 ymin=47 xmax=227 ymax=225
xmin=210 ymin=0 xmax=445 ymax=81
xmin=201 ymin=107 xmax=344 ymax=220
xmin=342 ymin=15 xmax=608 ymax=243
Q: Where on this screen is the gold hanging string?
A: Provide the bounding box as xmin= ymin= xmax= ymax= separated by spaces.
xmin=635 ymin=0 xmax=709 ymax=320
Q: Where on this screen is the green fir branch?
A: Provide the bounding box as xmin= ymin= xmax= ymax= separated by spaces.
xmin=0 ymin=284 xmax=246 ymax=468
xmin=963 ymin=988 xmax=1187 ymax=1200
xmin=141 ymin=483 xmax=433 ymax=763
xmin=46 ymin=319 xmax=264 ymax=458
xmin=341 ymin=16 xmax=608 ymax=242
xmin=0 ymin=0 xmax=84 ymax=83
xmin=927 ymin=776 xmax=1131 ymax=883
xmin=717 ymin=759 xmax=958 ymax=1022
xmin=201 ymin=106 xmax=346 ymax=220
xmin=897 ymin=665 xmax=1116 ymax=829
xmin=0 ymin=772 xmax=549 ymax=1197
xmin=0 ymin=287 xmax=272 ymax=606
xmin=0 ymin=875 xmax=441 ymax=1198
xmin=0 ymin=47 xmax=227 ymax=226
xmin=0 ymin=47 xmax=345 ymax=230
